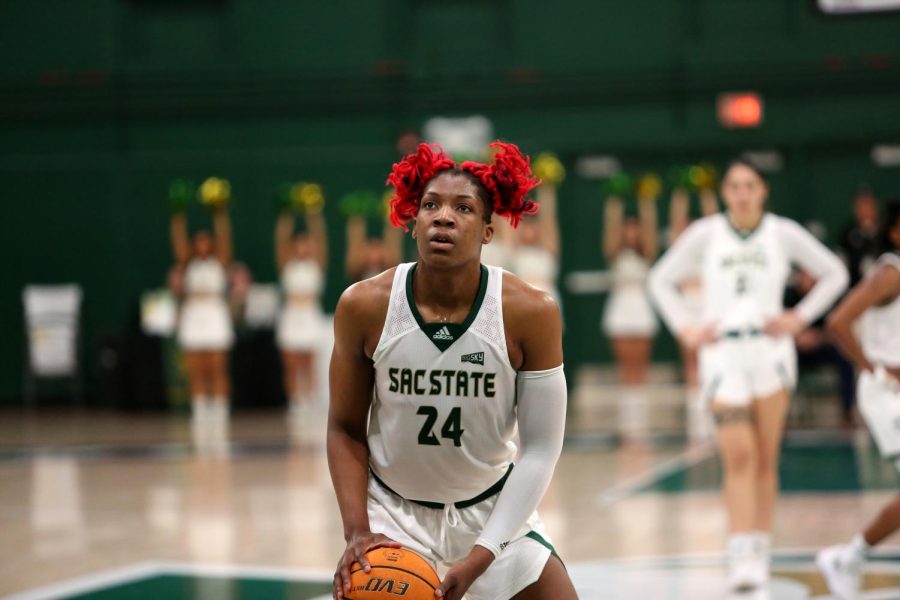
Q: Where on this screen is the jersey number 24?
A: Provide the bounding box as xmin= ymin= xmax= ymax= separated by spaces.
xmin=416 ymin=406 xmax=464 ymax=447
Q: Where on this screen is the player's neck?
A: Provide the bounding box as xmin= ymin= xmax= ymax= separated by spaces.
xmin=412 ymin=260 xmax=482 ymax=317
xmin=727 ymin=210 xmax=764 ymax=233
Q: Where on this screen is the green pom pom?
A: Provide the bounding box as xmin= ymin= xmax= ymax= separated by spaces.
xmin=168 ymin=179 xmax=194 ymax=213
xmin=275 ymin=183 xmax=293 ymax=211
xmin=667 ymin=166 xmax=693 ymax=190
xmin=340 ymin=190 xmax=380 ymax=217
xmin=603 ymin=172 xmax=632 ymax=198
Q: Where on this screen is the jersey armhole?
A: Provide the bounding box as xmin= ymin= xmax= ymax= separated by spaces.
xmin=372 ymin=263 xmax=412 ymax=364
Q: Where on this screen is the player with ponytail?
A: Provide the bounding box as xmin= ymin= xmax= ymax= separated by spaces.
xmin=328 ymin=142 xmax=576 ymax=600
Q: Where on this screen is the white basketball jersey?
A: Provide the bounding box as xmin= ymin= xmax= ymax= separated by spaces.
xmin=184 ymin=258 xmax=227 ymax=295
xmin=370 ymin=262 xmax=517 ymax=504
xmin=861 ymin=253 xmax=900 ymax=367
xmin=281 ymin=259 xmax=323 ymax=296
xmin=700 ymin=214 xmax=791 ymax=331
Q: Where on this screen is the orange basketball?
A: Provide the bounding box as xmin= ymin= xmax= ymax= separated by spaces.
xmin=346 ymin=547 xmax=441 ymax=600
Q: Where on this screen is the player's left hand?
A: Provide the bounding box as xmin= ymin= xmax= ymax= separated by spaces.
xmin=435 ymin=546 xmax=494 ymax=600
xmin=764 ymin=310 xmax=806 ymax=337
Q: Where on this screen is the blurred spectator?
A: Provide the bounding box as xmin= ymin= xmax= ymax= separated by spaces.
xmin=786 ymin=269 xmax=855 ymax=427
xmin=840 ymin=187 xmax=880 ymax=287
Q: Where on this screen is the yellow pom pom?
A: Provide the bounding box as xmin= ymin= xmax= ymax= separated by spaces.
xmin=636 ymin=172 xmax=662 ymax=200
xmin=295 ymin=182 xmax=324 ymax=214
xmin=533 ymin=152 xmax=565 ymax=185
xmin=693 ymin=163 xmax=718 ymax=191
xmin=199 ymin=177 xmax=231 ymax=207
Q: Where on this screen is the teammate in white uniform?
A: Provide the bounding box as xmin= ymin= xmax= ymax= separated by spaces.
xmin=329 ymin=142 xmax=575 ymax=600
xmin=817 ymin=201 xmax=900 ymax=600
xmin=170 ymin=203 xmax=234 ymax=450
xmin=275 ymin=204 xmax=328 ymax=441
xmin=648 ymin=157 xmax=848 ymax=592
xmin=601 ymin=188 xmax=659 ymax=385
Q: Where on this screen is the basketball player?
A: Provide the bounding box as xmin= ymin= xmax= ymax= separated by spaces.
xmin=170 ymin=203 xmax=234 ymax=450
xmin=275 ymin=201 xmax=327 ymax=441
xmin=328 ymin=142 xmax=576 ymax=600
xmin=817 ymin=201 xmax=900 ymax=600
xmin=648 ymin=157 xmax=848 ymax=591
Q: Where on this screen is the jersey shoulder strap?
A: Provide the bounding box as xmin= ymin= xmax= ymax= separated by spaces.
xmin=877 ymin=252 xmax=900 ymax=271
xmin=469 ymin=265 xmax=509 ymax=359
xmin=373 ymin=262 xmax=417 ymax=359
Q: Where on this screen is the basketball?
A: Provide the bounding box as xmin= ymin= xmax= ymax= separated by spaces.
xmin=346 ymin=547 xmax=441 ymax=600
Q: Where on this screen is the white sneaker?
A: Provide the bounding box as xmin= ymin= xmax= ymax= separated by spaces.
xmin=754 ymin=533 xmax=771 ymax=586
xmin=817 ymin=544 xmax=862 ymax=600
xmin=728 ymin=535 xmax=762 ymax=592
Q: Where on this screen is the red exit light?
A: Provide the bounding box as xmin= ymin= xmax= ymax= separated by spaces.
xmin=717 ymin=92 xmax=764 ymax=128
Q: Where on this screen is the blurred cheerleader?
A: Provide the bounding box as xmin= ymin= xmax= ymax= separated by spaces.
xmin=507 ymin=153 xmax=563 ymax=308
xmin=601 ymin=178 xmax=659 ymax=385
xmin=667 ymin=181 xmax=720 ymax=389
xmin=170 ymin=181 xmax=234 ymax=450
xmin=344 ymin=198 xmax=404 ymax=283
xmin=275 ymin=185 xmax=328 ymax=440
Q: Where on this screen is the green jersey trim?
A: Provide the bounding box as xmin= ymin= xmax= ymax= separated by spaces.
xmin=405 ymin=263 xmax=489 ymax=352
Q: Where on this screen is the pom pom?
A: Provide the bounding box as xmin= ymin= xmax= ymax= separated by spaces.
xmin=340 ymin=190 xmax=381 ymax=217
xmin=690 ymin=163 xmax=718 ymax=192
xmin=461 ymin=141 xmax=540 ymax=228
xmin=199 ymin=176 xmax=231 ymax=208
xmin=168 ymin=179 xmax=194 ymax=214
xmin=533 ymin=152 xmax=565 ymax=186
xmin=603 ymin=172 xmax=632 ymax=198
xmin=386 ymin=144 xmax=455 ymax=231
xmin=635 ymin=172 xmax=662 ymax=200
xmin=294 ymin=182 xmax=325 ymax=214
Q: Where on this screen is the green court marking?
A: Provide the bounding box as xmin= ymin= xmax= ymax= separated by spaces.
xmin=642 ymin=441 xmax=900 ymax=494
xmin=64 ymin=575 xmax=331 ymax=600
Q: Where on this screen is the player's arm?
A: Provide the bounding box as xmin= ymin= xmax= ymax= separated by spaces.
xmin=308 ymin=209 xmax=329 ymax=270
xmin=638 ymin=195 xmax=659 ymax=260
xmin=536 ymin=184 xmax=560 ymax=257
xmin=212 ymin=206 xmax=233 ymax=267
xmin=826 ymin=263 xmax=900 ymax=374
xmin=767 ymin=219 xmax=849 ymax=336
xmin=170 ymin=211 xmax=191 ymax=267
xmin=344 ymin=216 xmax=367 ymax=279
xmin=328 ymin=283 xmax=400 ymax=599
xmin=602 ymin=195 xmax=624 ymax=261
xmin=647 ymin=218 xmax=715 ymax=347
xmin=437 ymin=288 xmax=566 ymax=600
xmin=275 ymin=211 xmax=293 ymax=271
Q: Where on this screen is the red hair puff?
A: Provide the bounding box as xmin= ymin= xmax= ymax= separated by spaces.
xmin=461 ymin=141 xmax=540 ymax=228
xmin=386 ymin=144 xmax=455 ymax=231
xmin=386 ymin=140 xmax=540 ymax=230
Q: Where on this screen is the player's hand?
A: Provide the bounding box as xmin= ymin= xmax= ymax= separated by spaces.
xmin=333 ymin=531 xmax=402 ymax=599
xmin=678 ymin=324 xmax=718 ymax=350
xmin=764 ymin=310 xmax=806 ymax=337
xmin=435 ymin=546 xmax=495 ymax=600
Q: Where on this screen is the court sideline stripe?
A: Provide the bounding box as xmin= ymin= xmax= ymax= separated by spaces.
xmin=593 ymin=442 xmax=716 ymax=508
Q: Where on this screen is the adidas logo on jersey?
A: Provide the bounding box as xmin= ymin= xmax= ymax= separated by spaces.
xmin=432 ymin=326 xmax=454 ymax=341
xmin=461 ymin=352 xmax=484 ymax=366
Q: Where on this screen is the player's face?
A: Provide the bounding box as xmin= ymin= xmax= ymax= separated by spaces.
xmin=413 ymin=173 xmax=493 ymax=268
xmin=193 ymin=231 xmax=213 ymax=257
xmin=721 ymin=164 xmax=767 ymax=219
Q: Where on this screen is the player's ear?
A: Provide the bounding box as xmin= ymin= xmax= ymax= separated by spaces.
xmin=482 ymin=222 xmax=494 ymax=245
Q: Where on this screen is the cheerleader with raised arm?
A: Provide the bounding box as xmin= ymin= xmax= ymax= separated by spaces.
xmin=170 ymin=177 xmax=235 ymax=451
xmin=275 ymin=183 xmax=328 ymax=442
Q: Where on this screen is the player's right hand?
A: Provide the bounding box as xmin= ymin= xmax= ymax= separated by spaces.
xmin=679 ymin=324 xmax=718 ymax=350
xmin=334 ymin=531 xmax=402 ymax=599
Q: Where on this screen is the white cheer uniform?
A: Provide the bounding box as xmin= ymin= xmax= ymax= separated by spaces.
xmin=177 ymin=258 xmax=234 ymax=350
xmin=649 ymin=213 xmax=848 ymax=406
xmin=368 ymin=262 xmax=555 ymax=600
xmin=602 ymin=248 xmax=658 ymax=337
xmin=856 ymin=253 xmax=900 ymax=457
xmin=276 ymin=259 xmax=325 ymax=352
xmin=508 ymin=245 xmax=561 ymax=306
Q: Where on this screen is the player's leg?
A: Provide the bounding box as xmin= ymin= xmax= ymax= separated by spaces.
xmin=714 ymin=403 xmax=758 ymax=534
xmin=281 ymin=350 xmax=299 ymax=403
xmin=511 ymin=554 xmax=576 ymax=600
xmin=750 ymin=387 xmax=789 ymax=534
